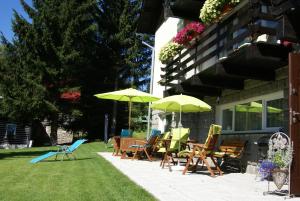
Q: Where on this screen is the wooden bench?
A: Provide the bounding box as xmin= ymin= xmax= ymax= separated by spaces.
xmin=213 ymin=139 xmax=247 ymax=172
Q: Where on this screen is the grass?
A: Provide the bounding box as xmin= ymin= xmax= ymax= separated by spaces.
xmin=0 ymin=142 xmax=157 ymax=201
xmin=132 ymin=131 xmax=147 ymax=139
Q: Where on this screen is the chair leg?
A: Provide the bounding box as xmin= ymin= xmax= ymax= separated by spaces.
xmin=116 ymin=148 xmax=120 ymax=156
xmin=121 ymin=151 xmax=127 ymax=159
xmin=210 ymin=156 xmax=223 ymax=175
xmin=161 ymin=152 xmax=170 ymax=171
xmin=183 ymin=155 xmax=193 ymax=175
xmin=202 ymin=157 xmax=215 ymax=177
xmin=144 ymin=148 xmax=152 ymax=161
xmin=161 ymin=153 xmax=167 ymax=168
xmin=160 ymin=153 xmax=164 ymax=167
xmin=166 ymin=155 xmax=172 ymax=172
xmin=132 ymin=149 xmax=139 ymax=160
xmin=170 ymin=155 xmax=176 ymax=165
xmin=71 ymin=153 xmax=76 ymax=160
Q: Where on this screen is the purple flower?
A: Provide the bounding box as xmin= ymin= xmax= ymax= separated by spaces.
xmin=258 ymin=160 xmax=277 ymax=180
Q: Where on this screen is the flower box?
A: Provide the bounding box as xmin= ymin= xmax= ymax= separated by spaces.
xmin=158 ymin=42 xmax=183 ymax=64
xmin=173 ymin=22 xmax=205 ymax=48
xmin=200 ymin=0 xmax=242 ymax=25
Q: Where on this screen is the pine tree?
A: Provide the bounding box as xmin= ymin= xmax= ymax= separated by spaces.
xmin=98 ymin=0 xmax=153 ymax=132
xmin=0 ymin=0 xmax=152 ymax=141
xmin=0 ymin=0 xmax=108 ymax=142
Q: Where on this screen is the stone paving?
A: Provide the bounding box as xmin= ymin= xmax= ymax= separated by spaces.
xmin=98 ymin=152 xmax=299 ymax=201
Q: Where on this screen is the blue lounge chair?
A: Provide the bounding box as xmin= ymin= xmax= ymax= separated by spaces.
xmin=30 ymin=139 xmax=87 ymax=164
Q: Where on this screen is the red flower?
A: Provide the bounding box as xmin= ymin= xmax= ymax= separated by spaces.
xmin=60 ymin=91 xmax=81 ymax=102
xmin=173 ymin=22 xmax=205 ymax=46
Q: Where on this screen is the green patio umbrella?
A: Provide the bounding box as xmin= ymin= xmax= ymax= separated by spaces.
xmin=235 ymin=101 xmax=282 ymax=113
xmin=150 ymin=94 xmax=211 ymax=125
xmin=235 ymin=101 xmax=282 ymax=130
xmin=150 ymin=94 xmax=211 ymax=162
xmin=94 ymin=88 xmax=160 ymax=130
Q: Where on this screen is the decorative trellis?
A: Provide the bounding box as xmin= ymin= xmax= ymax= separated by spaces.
xmin=264 ymin=132 xmax=293 ymax=197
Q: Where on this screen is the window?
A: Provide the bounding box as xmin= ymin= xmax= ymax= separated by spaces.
xmin=5 ymin=123 xmax=17 ymax=138
xmin=235 ymin=101 xmax=262 ymax=131
xmin=217 ymin=92 xmax=284 ymax=133
xmin=222 ymin=108 xmax=233 ymax=131
xmin=266 ymin=99 xmax=284 ymax=128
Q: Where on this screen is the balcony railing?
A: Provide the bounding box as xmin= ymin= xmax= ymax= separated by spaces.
xmin=160 ymin=0 xmax=296 ymax=98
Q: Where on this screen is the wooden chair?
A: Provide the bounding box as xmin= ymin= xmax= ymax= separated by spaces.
xmin=154 ymin=131 xmax=171 ymax=152
xmin=213 ymin=139 xmax=247 ymax=172
xmin=158 ymin=128 xmax=190 ymax=171
xmin=182 ymin=124 xmax=222 ymax=177
xmin=130 ymin=129 xmax=161 ymax=161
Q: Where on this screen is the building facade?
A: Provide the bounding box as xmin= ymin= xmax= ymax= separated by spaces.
xmin=138 ymin=0 xmax=300 ymax=171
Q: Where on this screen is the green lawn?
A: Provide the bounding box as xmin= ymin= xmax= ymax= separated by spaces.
xmin=0 ymin=142 xmax=156 ymax=201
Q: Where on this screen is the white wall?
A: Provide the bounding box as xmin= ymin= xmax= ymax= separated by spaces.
xmin=151 ymin=17 xmax=181 ymax=132
xmin=153 ymin=17 xmax=181 ymax=98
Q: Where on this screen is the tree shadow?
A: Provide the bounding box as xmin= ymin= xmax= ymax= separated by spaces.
xmin=0 ymin=149 xmax=57 ymax=160
xmin=41 ymin=157 xmax=94 ymax=162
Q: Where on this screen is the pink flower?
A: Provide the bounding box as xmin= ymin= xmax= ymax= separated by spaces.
xmin=173 ymin=22 xmax=205 ymax=46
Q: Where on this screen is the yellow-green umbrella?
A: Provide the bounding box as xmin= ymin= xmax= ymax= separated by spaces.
xmin=150 ymin=94 xmax=211 ymax=156
xmin=235 ymin=101 xmax=282 ymax=113
xmin=94 ymin=88 xmax=160 ymax=129
xmin=150 ymin=94 xmax=211 ymax=114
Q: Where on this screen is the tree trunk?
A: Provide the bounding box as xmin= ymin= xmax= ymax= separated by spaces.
xmin=50 ymin=115 xmax=58 ymax=145
xmin=111 ymin=70 xmax=118 ymax=136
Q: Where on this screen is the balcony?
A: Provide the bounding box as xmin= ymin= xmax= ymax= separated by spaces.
xmin=160 ymin=0 xmax=296 ymax=98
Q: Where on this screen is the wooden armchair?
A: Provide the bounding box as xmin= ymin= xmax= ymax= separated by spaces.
xmin=130 ymin=130 xmax=160 ymax=161
xmin=158 ymin=128 xmax=190 ymax=171
xmin=120 ymin=129 xmax=161 ymax=160
xmin=182 ymin=124 xmax=222 ymax=177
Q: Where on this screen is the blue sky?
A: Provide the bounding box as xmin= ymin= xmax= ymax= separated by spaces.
xmin=0 ymin=0 xmax=32 ymax=41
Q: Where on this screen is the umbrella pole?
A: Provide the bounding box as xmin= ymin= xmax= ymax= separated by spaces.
xmin=178 ymin=104 xmax=182 ymax=167
xmin=129 ymin=101 xmax=132 ymax=130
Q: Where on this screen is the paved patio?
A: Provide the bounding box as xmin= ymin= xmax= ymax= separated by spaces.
xmin=98 ymin=152 xmax=299 ymax=201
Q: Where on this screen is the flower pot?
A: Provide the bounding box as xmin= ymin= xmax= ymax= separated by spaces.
xmin=272 ymin=168 xmax=288 ymax=190
xmin=219 ymin=4 xmax=234 ymax=19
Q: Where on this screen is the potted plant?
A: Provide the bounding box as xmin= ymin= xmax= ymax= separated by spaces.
xmin=269 ymin=148 xmax=293 ymax=190
xmin=158 ymin=42 xmax=183 ymax=64
xmin=199 ymin=0 xmax=242 ymax=25
xmin=173 ymin=22 xmax=205 ymax=48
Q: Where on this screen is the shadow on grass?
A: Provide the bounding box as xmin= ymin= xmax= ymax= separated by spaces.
xmin=0 ymin=150 xmax=57 ymax=160
xmin=40 ymin=157 xmax=94 ymax=163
